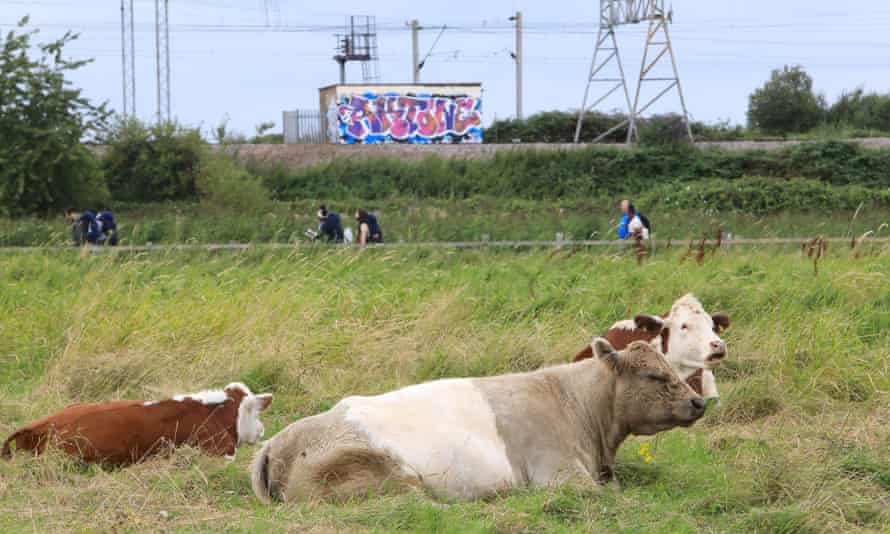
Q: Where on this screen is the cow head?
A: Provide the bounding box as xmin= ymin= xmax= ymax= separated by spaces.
xmin=656 ymin=294 xmax=729 ymax=371
xmin=592 ymin=338 xmax=705 ymax=435
xmin=224 ymin=383 xmax=274 ymax=446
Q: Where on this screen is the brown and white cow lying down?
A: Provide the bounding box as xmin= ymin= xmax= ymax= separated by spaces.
xmin=2 ymin=383 xmax=272 ymax=466
xmin=251 ymin=339 xmax=705 ymax=503
xmin=573 ymin=294 xmax=730 ymax=400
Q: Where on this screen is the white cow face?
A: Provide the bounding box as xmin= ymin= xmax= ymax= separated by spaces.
xmin=661 ymin=294 xmax=729 ymax=371
xmin=226 ymin=383 xmax=273 ymax=446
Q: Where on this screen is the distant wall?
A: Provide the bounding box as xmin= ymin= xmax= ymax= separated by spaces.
xmin=319 ymin=84 xmax=483 ymax=145
xmin=224 ymin=138 xmax=890 ymax=170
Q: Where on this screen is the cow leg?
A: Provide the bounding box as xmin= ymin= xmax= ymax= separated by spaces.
xmin=701 ymin=370 xmax=719 ymax=401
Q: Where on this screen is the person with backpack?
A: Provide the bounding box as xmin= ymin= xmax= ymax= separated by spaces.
xmin=65 ymin=208 xmax=103 ymax=246
xmin=96 ymin=208 xmax=119 ymax=246
xmin=617 ymin=199 xmax=650 ymax=240
xmin=355 ymin=209 xmax=383 ymax=246
xmin=316 ymin=205 xmax=344 ymax=243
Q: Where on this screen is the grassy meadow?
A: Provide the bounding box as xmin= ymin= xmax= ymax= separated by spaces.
xmin=3 ymin=199 xmax=889 ymax=247
xmin=0 ymin=245 xmax=888 ymax=532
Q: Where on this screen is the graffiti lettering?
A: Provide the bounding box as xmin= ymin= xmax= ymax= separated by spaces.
xmin=335 ymin=93 xmax=483 ymax=144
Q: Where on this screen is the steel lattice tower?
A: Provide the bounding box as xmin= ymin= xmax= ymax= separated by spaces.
xmin=574 ymin=0 xmax=693 ymax=144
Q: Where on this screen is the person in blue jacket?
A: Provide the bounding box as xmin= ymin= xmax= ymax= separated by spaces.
xmin=617 ymin=199 xmax=650 ymax=240
xmin=97 ymin=208 xmax=119 ymax=246
xmin=65 ymin=208 xmax=103 ymax=245
xmin=355 ymin=209 xmax=383 ymax=245
xmin=316 ymin=205 xmax=344 ymax=243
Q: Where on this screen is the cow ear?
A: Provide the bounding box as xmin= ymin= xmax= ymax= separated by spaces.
xmin=634 ymin=314 xmax=664 ymax=334
xmin=255 ymin=394 xmax=273 ymax=411
xmin=591 ymin=338 xmax=620 ymax=370
xmin=711 ymin=313 xmax=730 ymax=333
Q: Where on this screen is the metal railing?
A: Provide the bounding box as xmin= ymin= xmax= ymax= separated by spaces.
xmin=282 ymin=109 xmax=326 ymax=144
xmin=1 ymin=236 xmax=887 ymax=254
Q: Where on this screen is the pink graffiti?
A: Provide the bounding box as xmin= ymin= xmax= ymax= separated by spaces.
xmin=337 ymin=94 xmax=482 ymax=142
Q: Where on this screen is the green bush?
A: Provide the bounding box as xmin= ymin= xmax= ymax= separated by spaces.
xmin=197 ymin=150 xmax=270 ymax=214
xmin=102 ymin=118 xmax=204 ymax=202
xmin=485 ymin=110 xmax=747 ymax=144
xmin=747 ymin=65 xmax=825 ymax=135
xmin=255 ymin=141 xmax=890 ymax=202
xmin=642 ymin=177 xmax=890 ymax=215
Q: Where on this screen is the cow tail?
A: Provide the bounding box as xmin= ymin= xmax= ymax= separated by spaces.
xmin=250 ymin=441 xmax=280 ymax=503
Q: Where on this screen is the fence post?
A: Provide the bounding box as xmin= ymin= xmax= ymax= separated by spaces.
xmin=295 ymin=109 xmax=301 ymax=142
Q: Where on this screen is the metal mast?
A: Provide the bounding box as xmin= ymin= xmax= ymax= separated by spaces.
xmin=154 ymin=0 xmax=171 ymax=123
xmin=120 ymin=0 xmax=136 ymax=118
xmin=627 ymin=1 xmax=692 ymax=143
xmin=333 ymin=16 xmax=381 ymax=83
xmin=574 ymin=0 xmax=693 ymax=144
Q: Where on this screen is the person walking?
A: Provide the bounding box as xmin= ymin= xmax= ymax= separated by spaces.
xmin=617 ymin=199 xmax=650 ymax=240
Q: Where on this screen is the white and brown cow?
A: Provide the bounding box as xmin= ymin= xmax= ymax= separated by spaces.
xmin=2 ymin=383 xmax=272 ymax=466
xmin=251 ymin=339 xmax=705 ymax=503
xmin=573 ymin=294 xmax=730 ymax=399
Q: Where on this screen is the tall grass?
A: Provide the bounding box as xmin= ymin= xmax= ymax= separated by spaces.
xmin=0 ymin=246 xmax=888 ymax=531
xmin=2 ymin=198 xmax=889 ymax=246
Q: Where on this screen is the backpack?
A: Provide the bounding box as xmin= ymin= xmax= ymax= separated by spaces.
xmin=638 ymin=213 xmax=651 ymax=232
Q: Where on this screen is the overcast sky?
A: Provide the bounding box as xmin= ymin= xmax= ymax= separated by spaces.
xmin=3 ymin=0 xmax=890 ymax=137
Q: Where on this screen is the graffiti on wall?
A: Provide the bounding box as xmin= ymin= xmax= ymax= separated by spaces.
xmin=334 ymin=92 xmax=483 ymax=144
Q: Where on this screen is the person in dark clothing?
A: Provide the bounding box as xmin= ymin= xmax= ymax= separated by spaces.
xmin=316 ymin=205 xmax=344 ymax=243
xmin=65 ymin=208 xmax=103 ymax=246
xmin=96 ymin=209 xmax=119 ymax=246
xmin=355 ymin=209 xmax=383 ymax=245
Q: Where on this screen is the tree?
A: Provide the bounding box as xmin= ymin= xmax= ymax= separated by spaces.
xmin=747 ymin=65 xmax=825 ymax=135
xmin=0 ymin=17 xmax=110 ymax=216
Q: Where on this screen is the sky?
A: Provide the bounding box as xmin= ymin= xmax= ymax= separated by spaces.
xmin=3 ymin=0 xmax=890 ymax=138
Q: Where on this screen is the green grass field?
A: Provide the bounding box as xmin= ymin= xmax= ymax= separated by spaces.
xmin=1 ymin=245 xmax=888 ymax=532
xmin=2 ymin=199 xmax=889 ymax=247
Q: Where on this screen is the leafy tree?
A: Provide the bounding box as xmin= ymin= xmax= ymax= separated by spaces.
xmin=826 ymin=88 xmax=890 ymax=132
xmin=0 ymin=17 xmax=110 ymax=216
xmin=747 ymin=65 xmax=825 ymax=135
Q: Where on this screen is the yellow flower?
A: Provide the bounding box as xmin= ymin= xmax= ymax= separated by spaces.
xmin=638 ymin=442 xmax=650 ymax=456
xmin=644 ymin=454 xmax=653 ymax=463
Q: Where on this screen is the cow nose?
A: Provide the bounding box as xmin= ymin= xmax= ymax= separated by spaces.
xmin=690 ymin=398 xmax=706 ymax=412
xmin=710 ymin=340 xmax=726 ymax=355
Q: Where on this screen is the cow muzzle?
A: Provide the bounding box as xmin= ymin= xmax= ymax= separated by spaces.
xmin=705 ymin=341 xmax=727 ymax=368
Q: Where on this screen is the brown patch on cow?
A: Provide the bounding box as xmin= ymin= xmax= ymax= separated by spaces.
xmin=711 ymin=313 xmax=730 ymax=333
xmin=2 ymin=396 xmax=244 ymax=465
xmin=573 ymin=315 xmax=668 ymax=363
xmin=685 ymin=369 xmax=704 ymax=396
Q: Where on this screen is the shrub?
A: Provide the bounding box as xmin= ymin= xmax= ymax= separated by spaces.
xmin=102 ymin=118 xmax=204 ymax=202
xmin=197 ymin=150 xmax=270 ymax=213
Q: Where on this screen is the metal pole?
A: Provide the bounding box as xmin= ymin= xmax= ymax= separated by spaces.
xmin=513 ymin=11 xmax=523 ymax=119
xmin=154 ymin=0 xmax=161 ymax=124
xmin=410 ymin=19 xmax=420 ymax=83
xmin=662 ymin=20 xmax=694 ymax=142
xmin=129 ymin=0 xmax=135 ymax=115
xmin=120 ymin=0 xmax=127 ymax=117
xmin=338 ymin=60 xmax=346 ymax=84
xmin=164 ymin=0 xmax=171 ymax=122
